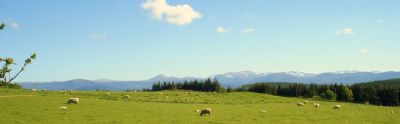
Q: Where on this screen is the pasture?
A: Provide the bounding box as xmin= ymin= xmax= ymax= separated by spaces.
xmin=0 ymin=89 xmax=399 ymax=124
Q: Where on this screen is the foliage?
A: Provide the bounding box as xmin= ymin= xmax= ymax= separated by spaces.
xmin=152 ymin=78 xmax=224 ymax=92
xmin=0 ymin=80 xmax=21 ymax=89
xmin=320 ymin=89 xmax=337 ymax=100
xmin=351 ymin=79 xmax=400 ymax=106
xmin=0 ymin=23 xmax=5 ymax=30
xmin=226 ymin=86 xmax=233 ymax=93
xmin=0 ymin=53 xmax=37 ymax=87
xmin=239 ymin=78 xmax=400 ymax=106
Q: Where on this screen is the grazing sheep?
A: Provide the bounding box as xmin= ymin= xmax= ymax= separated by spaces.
xmin=297 ymin=102 xmax=305 ymax=106
xmin=122 ymin=95 xmax=130 ymax=100
xmin=60 ymin=106 xmax=67 ymax=110
xmin=213 ymin=91 xmax=217 ymax=94
xmin=67 ymin=98 xmax=79 ymax=104
xmin=68 ymin=90 xmax=73 ymax=92
xmin=106 ymin=92 xmax=111 ymax=96
xmin=333 ymin=105 xmax=341 ymax=109
xmin=195 ymin=110 xmax=200 ymax=112
xmin=391 ymin=110 xmax=394 ymax=114
xmin=31 ymin=89 xmax=37 ymax=91
xmin=260 ymin=110 xmax=267 ymax=116
xmin=303 ymin=101 xmax=308 ymax=104
xmin=200 ymin=108 xmax=212 ymax=116
xmin=314 ymin=103 xmax=320 ymax=107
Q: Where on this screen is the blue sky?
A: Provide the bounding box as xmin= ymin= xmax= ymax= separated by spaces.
xmin=1 ymin=0 xmax=399 ymax=82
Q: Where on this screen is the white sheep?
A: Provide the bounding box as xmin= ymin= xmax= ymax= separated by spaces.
xmin=67 ymin=98 xmax=79 ymax=104
xmin=31 ymin=89 xmax=37 ymax=91
xmin=122 ymin=95 xmax=130 ymax=100
xmin=333 ymin=105 xmax=341 ymax=109
xmin=297 ymin=102 xmax=305 ymax=106
xmin=59 ymin=106 xmax=67 ymax=110
xmin=106 ymin=92 xmax=111 ymax=96
xmin=314 ymin=103 xmax=320 ymax=107
xmin=260 ymin=109 xmax=267 ymax=116
xmin=391 ymin=110 xmax=394 ymax=114
xmin=303 ymin=101 xmax=308 ymax=104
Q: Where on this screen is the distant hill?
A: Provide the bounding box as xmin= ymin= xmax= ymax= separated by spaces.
xmin=19 ymin=71 xmax=400 ymax=90
xmin=352 ymin=78 xmax=400 ymax=88
xmin=216 ymin=71 xmax=400 ymax=87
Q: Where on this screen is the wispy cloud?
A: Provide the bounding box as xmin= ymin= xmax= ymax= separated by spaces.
xmin=142 ymin=0 xmax=202 ymax=26
xmin=243 ymin=28 xmax=256 ymax=33
xmin=90 ymin=33 xmax=108 ymax=41
xmin=359 ymin=48 xmax=368 ymax=53
xmin=160 ymin=59 xmax=173 ymax=65
xmin=335 ymin=28 xmax=355 ymax=35
xmin=376 ymin=40 xmax=384 ymax=44
xmin=376 ymin=19 xmax=383 ymax=23
xmin=216 ymin=27 xmax=227 ymax=33
xmin=9 ymin=21 xmax=20 ymax=29
xmin=241 ymin=14 xmax=258 ymax=19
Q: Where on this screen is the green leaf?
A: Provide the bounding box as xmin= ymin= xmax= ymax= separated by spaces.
xmin=25 ymin=59 xmax=32 ymax=64
xmin=0 ymin=23 xmax=5 ymax=30
xmin=5 ymin=58 xmax=14 ymax=65
xmin=30 ymin=53 xmax=37 ymax=59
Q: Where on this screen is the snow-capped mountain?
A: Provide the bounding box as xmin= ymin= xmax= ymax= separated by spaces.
xmin=213 ymin=71 xmax=269 ymax=87
xmin=283 ymin=71 xmax=316 ymax=77
xmin=19 ymin=71 xmax=400 ymax=90
xmin=148 ymin=74 xmax=203 ymax=82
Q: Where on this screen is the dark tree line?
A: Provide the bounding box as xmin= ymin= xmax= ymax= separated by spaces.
xmin=152 ymin=78 xmax=224 ymax=92
xmin=351 ymin=79 xmax=400 ymax=106
xmin=239 ymin=83 xmax=352 ymax=101
xmin=239 ymin=79 xmax=400 ymax=106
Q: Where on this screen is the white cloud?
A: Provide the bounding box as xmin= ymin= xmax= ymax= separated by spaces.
xmin=90 ymin=33 xmax=108 ymax=41
xmin=9 ymin=21 xmax=20 ymax=29
xmin=335 ymin=28 xmax=355 ymax=35
xmin=142 ymin=0 xmax=202 ymax=26
xmin=376 ymin=19 xmax=383 ymax=23
xmin=241 ymin=14 xmax=257 ymax=19
xmin=243 ymin=28 xmax=256 ymax=33
xmin=216 ymin=27 xmax=227 ymax=33
xmin=359 ymin=48 xmax=368 ymax=53
xmin=160 ymin=59 xmax=173 ymax=65
xmin=376 ymin=40 xmax=384 ymax=44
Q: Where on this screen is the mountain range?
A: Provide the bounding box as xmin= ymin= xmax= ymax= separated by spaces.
xmin=19 ymin=71 xmax=400 ymax=90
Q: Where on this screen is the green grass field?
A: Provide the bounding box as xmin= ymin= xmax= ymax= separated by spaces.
xmin=0 ymin=89 xmax=399 ymax=124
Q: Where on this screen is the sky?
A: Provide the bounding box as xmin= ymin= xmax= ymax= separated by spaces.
xmin=1 ymin=0 xmax=400 ymax=82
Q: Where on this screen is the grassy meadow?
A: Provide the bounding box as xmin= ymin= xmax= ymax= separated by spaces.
xmin=0 ymin=89 xmax=399 ymax=124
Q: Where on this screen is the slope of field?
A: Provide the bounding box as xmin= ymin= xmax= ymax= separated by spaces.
xmin=0 ymin=89 xmax=399 ymax=124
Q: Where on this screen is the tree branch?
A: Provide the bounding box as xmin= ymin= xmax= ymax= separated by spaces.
xmin=7 ymin=63 xmax=27 ymax=84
